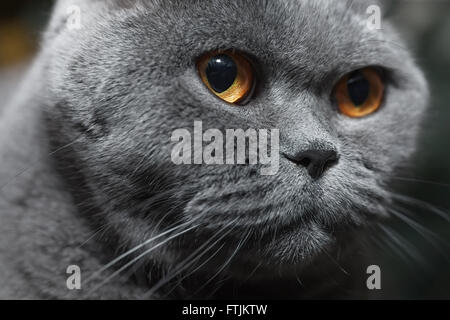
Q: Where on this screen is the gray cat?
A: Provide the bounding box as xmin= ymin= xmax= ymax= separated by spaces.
xmin=0 ymin=0 xmax=429 ymax=299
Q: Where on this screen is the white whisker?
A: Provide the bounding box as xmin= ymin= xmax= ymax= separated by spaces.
xmin=85 ymin=223 xmax=199 ymax=296
xmin=143 ymin=219 xmax=239 ymax=298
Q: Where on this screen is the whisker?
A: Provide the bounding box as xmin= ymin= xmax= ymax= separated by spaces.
xmin=391 ymin=193 xmax=450 ymax=222
xmin=295 ymin=273 xmax=303 ymax=287
xmin=76 ymin=223 xmax=113 ymax=249
xmin=84 ymin=219 xmax=196 ymax=284
xmin=390 ymin=176 xmax=450 ymax=189
xmin=143 ymin=219 xmax=239 ymax=298
xmin=389 ymin=207 xmax=446 ymax=245
xmin=371 ymin=226 xmax=411 ymax=264
xmin=241 ymin=261 xmax=263 ymax=285
xmin=152 ymin=197 xmax=193 ymax=231
xmin=378 ymin=224 xmax=429 ymax=269
xmin=194 ymin=229 xmax=252 ymax=298
xmin=388 ymin=207 xmax=450 ymax=262
xmin=0 ymin=134 xmax=83 ymax=192
xmin=164 ymin=243 xmax=227 ymax=298
xmin=321 ymin=247 xmax=349 ymax=276
xmin=85 ymin=222 xmax=200 ymax=295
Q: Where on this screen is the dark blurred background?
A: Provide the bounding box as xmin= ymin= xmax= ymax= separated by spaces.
xmin=0 ymin=0 xmax=52 ymax=103
xmin=0 ymin=0 xmax=449 ymax=298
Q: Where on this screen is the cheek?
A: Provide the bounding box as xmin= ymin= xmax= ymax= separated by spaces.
xmin=337 ymin=120 xmax=419 ymax=175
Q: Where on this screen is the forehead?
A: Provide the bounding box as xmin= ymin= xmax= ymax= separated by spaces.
xmin=143 ymin=0 xmax=374 ymax=48
xmin=120 ymin=0 xmax=405 ymax=85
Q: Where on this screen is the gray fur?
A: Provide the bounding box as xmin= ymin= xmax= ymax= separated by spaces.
xmin=0 ymin=0 xmax=428 ymax=299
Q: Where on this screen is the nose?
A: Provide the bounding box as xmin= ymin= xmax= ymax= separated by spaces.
xmin=284 ymin=149 xmax=339 ymax=179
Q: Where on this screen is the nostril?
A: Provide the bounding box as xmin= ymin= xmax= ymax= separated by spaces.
xmin=322 ymin=153 xmax=339 ymax=173
xmin=284 ymin=149 xmax=339 ymax=179
xmin=298 ymin=157 xmax=311 ymax=168
xmin=325 ymin=154 xmax=338 ymax=167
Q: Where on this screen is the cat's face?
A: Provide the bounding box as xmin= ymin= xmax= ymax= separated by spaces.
xmin=46 ymin=0 xmax=428 ymax=280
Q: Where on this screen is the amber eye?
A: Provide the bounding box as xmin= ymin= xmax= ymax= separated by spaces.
xmin=334 ymin=67 xmax=384 ymax=118
xmin=197 ymin=50 xmax=255 ymax=104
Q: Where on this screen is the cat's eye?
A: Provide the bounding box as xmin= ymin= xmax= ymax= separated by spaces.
xmin=197 ymin=50 xmax=255 ymax=105
xmin=334 ymin=67 xmax=384 ymax=118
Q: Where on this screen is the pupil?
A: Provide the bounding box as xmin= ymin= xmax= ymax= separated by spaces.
xmin=205 ymin=54 xmax=237 ymax=93
xmin=347 ymin=71 xmax=370 ymax=106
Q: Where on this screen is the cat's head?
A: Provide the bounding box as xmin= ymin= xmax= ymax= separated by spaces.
xmin=44 ymin=0 xmax=428 ymax=287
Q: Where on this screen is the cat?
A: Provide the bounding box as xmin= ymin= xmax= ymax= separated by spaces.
xmin=0 ymin=0 xmax=429 ymax=299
